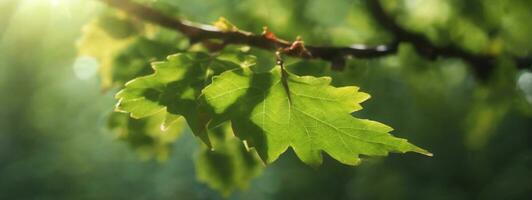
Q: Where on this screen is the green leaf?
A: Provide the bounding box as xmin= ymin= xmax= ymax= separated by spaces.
xmin=196 ymin=123 xmax=263 ymax=197
xmin=115 ymin=52 xmax=239 ymax=146
xmin=108 ymin=112 xmax=185 ymax=161
xmin=203 ymin=66 xmax=431 ymax=166
xmin=111 ymin=37 xmax=180 ymax=87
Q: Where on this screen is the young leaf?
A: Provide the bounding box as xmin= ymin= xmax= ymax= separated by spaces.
xmin=195 ymin=123 xmax=264 ymax=197
xmin=115 ymin=53 xmax=239 ymax=146
xmin=213 ymin=17 xmax=239 ymax=32
xmin=203 ymin=66 xmax=431 ymax=166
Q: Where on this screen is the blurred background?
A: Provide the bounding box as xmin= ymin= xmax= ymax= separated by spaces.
xmin=1 ymin=0 xmax=531 ymax=199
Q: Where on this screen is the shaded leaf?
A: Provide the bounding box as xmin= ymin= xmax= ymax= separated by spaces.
xmin=112 ymin=37 xmax=180 ymax=87
xmin=108 ymin=112 xmax=185 ymax=161
xmin=115 ymin=52 xmax=239 ymax=146
xmin=196 ymin=123 xmax=263 ymax=196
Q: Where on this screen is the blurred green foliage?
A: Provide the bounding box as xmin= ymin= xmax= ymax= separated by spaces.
xmin=1 ymin=0 xmax=531 ymax=199
xmin=196 ymin=124 xmax=264 ymax=197
xmin=107 ymin=112 xmax=185 ymax=161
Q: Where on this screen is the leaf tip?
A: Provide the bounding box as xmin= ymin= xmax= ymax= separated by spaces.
xmin=414 ymin=147 xmax=433 ymax=157
xmin=113 ymin=101 xmax=128 ymax=115
xmin=422 ymin=151 xmax=434 ymax=157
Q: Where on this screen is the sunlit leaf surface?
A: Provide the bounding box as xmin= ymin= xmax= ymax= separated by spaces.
xmin=203 ymin=66 xmax=431 ymax=166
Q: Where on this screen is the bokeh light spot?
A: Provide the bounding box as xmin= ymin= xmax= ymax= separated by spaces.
xmin=517 ymin=71 xmax=532 ymax=104
xmin=51 ymin=0 xmax=60 ymax=7
xmin=73 ymin=56 xmax=98 ymax=80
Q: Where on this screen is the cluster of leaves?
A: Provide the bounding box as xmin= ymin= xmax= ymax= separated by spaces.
xmin=77 ymin=7 xmax=431 ymax=196
xmin=112 ymin=51 xmax=430 ymax=193
xmin=78 ymin=11 xmax=265 ymax=194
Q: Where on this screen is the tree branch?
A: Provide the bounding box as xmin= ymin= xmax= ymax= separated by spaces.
xmin=100 ymin=0 xmax=396 ymax=68
xmin=367 ymin=0 xmax=531 ymax=78
xmin=100 ymin=0 xmax=531 ymax=77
